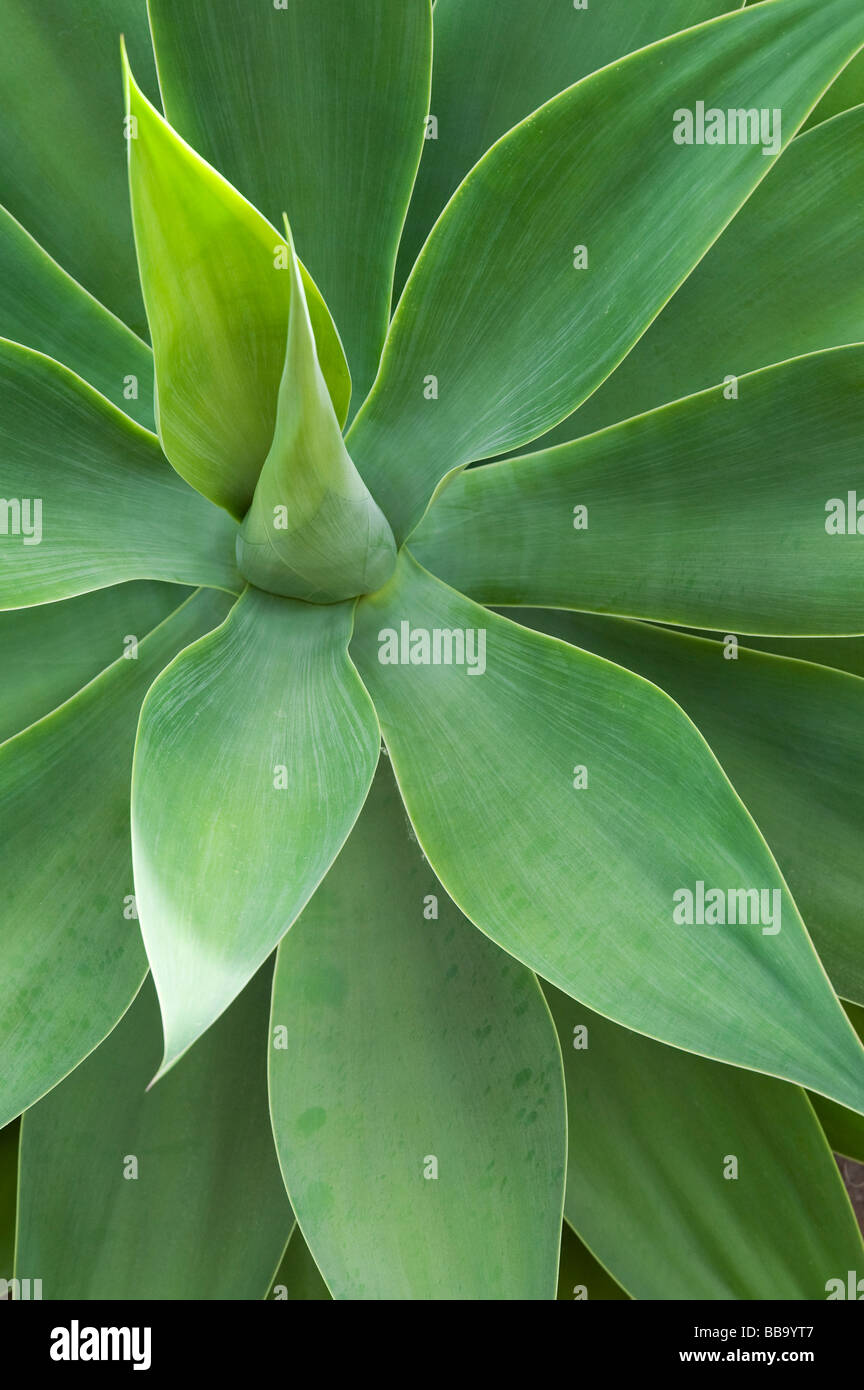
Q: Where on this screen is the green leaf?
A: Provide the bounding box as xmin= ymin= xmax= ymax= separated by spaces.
xmin=397 ymin=0 xmax=741 ymax=291
xmin=535 ymin=105 xmax=864 ymax=449
xmin=132 ymin=589 xmax=379 ymax=1077
xmin=123 ymin=51 xmax=351 ymax=519
xmin=0 ymin=1119 xmax=18 ymax=1282
xmin=723 ymin=633 xmax=864 ymax=680
xmin=557 ymin=1222 xmax=628 ymax=1302
xmin=0 ymin=0 xmax=159 ymax=337
xmin=812 ymin=1003 xmax=864 ymax=1164
xmin=805 ymin=55 xmax=864 ymax=129
xmin=269 ymin=759 xmax=566 ymax=1300
xmin=545 ymin=982 xmax=864 ymax=1299
xmin=507 ymin=609 xmax=864 ymax=1006
xmin=0 ymin=588 xmax=232 ymax=1129
xmin=347 ymin=0 xmax=864 ymax=541
xmin=0 ymin=582 xmax=188 ymax=745
xmin=350 ymin=551 xmax=864 ymax=1115
xmin=412 ymin=346 xmax=864 ymax=636
xmin=268 ymin=1228 xmax=332 ymax=1303
xmin=237 ymin=225 xmax=395 ymax=602
xmin=0 ymin=205 xmax=154 ymax=429
xmin=16 ymin=968 xmax=291 ymax=1299
xmin=0 ymin=341 xmax=240 ymax=607
xmin=148 ymin=0 xmax=432 ymax=410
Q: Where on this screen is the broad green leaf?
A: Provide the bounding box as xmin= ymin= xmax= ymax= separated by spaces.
xmin=412 ymin=347 xmax=864 ymax=635
xmin=0 ymin=205 xmax=154 ymax=429
xmin=269 ymin=1229 xmax=332 ymax=1303
xmin=149 ymin=0 xmax=432 ymax=410
xmin=557 ymin=1222 xmax=627 ymax=1302
xmin=0 ymin=582 xmax=187 ymax=744
xmin=397 ymin=0 xmax=742 ymax=291
xmin=812 ymin=1004 xmax=864 ymax=1165
xmin=0 ymin=589 xmax=231 ymax=1129
xmin=351 ymin=552 xmax=864 ymax=1116
xmin=0 ymin=1119 xmax=18 ymax=1282
xmin=536 ymin=105 xmax=864 ymax=449
xmin=0 ymin=0 xmax=158 ymax=337
xmin=545 ymin=983 xmax=864 ymax=1299
xmin=133 ymin=589 xmax=379 ymax=1077
xmin=347 ymin=0 xmax=864 ymax=541
xmin=0 ymin=341 xmax=240 ymax=608
xmin=237 ymin=226 xmax=395 ymax=602
xmin=507 ymin=610 xmax=864 ymax=1006
xmin=270 ymin=760 xmax=566 ymax=1300
xmin=805 ymin=57 xmax=864 ymax=129
xmin=123 ymin=53 xmax=350 ymax=519
xmin=17 ymin=969 xmax=291 ymax=1299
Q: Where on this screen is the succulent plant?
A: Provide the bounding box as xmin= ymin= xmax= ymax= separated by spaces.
xmin=1 ymin=0 xmax=864 ymax=1303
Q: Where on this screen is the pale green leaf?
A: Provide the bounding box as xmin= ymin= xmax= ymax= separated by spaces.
xmin=270 ymin=760 xmax=566 ymax=1300
xmin=0 ymin=341 xmax=240 ymax=608
xmin=123 ymin=52 xmax=350 ymax=518
xmin=412 ymin=346 xmax=864 ymax=635
xmin=0 ymin=589 xmax=232 ymax=1128
xmin=348 ymin=0 xmax=864 ymax=540
xmin=350 ymin=551 xmax=864 ymax=1115
xmin=546 ymin=982 xmax=864 ymax=1299
xmin=132 ymin=589 xmax=380 ymax=1076
xmin=149 ymin=0 xmax=432 ymax=409
xmin=16 ymin=968 xmax=291 ymax=1299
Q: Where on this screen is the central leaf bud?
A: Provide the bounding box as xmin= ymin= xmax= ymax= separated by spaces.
xmin=237 ymin=220 xmax=396 ymax=602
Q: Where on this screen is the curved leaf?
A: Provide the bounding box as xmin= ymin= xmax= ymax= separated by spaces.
xmin=347 ymin=0 xmax=864 ymax=541
xmin=237 ymin=226 xmax=395 ymax=602
xmin=545 ymin=982 xmax=864 ymax=1299
xmin=0 ymin=581 xmax=187 ymax=744
xmin=397 ymin=0 xmax=741 ymax=291
xmin=0 ymin=0 xmax=158 ymax=336
xmin=350 ymin=552 xmax=864 ymax=1116
xmin=0 ymin=588 xmax=232 ymax=1129
xmin=0 ymin=341 xmax=240 ymax=608
xmin=269 ymin=759 xmax=566 ymax=1300
xmin=123 ymin=52 xmax=350 ymax=518
xmin=132 ymin=589 xmax=379 ymax=1077
xmin=0 ymin=205 xmax=154 ymax=429
xmin=149 ymin=0 xmax=432 ymax=409
xmin=725 ymin=633 xmax=864 ymax=680
xmin=412 ymin=346 xmax=864 ymax=635
xmin=537 ymin=104 xmax=864 ymax=449
xmin=509 ymin=609 xmax=864 ymax=1006
xmin=16 ymin=968 xmax=291 ymax=1300
xmin=805 ymin=55 xmax=864 ymax=129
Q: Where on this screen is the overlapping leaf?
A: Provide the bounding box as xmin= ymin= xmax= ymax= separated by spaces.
xmin=0 ymin=341 xmax=240 ymax=607
xmin=0 ymin=0 xmax=158 ymax=335
xmin=545 ymin=983 xmax=864 ymax=1299
xmin=0 ymin=206 xmax=154 ymax=429
xmin=536 ymin=105 xmax=864 ymax=448
xmin=0 ymin=589 xmax=232 ymax=1129
xmin=132 ymin=589 xmax=380 ymax=1077
xmin=0 ymin=582 xmax=187 ymax=744
xmin=123 ymin=52 xmax=350 ymax=517
xmin=351 ymin=553 xmax=864 ymax=1115
xmin=509 ymin=610 xmax=864 ymax=1006
xmin=270 ymin=760 xmax=566 ymax=1299
xmin=149 ymin=0 xmax=432 ymax=408
xmin=16 ymin=969 xmax=290 ymax=1299
xmin=412 ymin=347 xmax=864 ymax=635
xmin=348 ymin=0 xmax=864 ymax=540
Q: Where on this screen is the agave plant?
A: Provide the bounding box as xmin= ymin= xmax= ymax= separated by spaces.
xmin=1 ymin=0 xmax=864 ymax=1304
